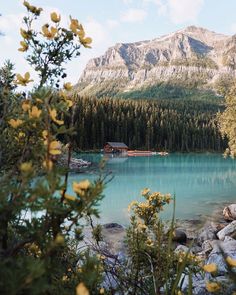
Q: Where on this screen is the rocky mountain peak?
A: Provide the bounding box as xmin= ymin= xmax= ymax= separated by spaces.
xmin=77 ymin=26 xmax=236 ymax=97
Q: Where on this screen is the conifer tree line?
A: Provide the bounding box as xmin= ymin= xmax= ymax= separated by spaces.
xmin=72 ymin=96 xmax=227 ymax=152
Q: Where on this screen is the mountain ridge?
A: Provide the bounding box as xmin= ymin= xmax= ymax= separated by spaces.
xmin=76 ymin=26 xmax=236 ymax=98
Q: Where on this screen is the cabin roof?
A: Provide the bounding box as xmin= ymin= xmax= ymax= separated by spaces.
xmin=106 ymin=142 xmax=128 ymax=148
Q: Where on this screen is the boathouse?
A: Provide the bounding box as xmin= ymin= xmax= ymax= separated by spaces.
xmin=104 ymin=142 xmax=128 ymax=153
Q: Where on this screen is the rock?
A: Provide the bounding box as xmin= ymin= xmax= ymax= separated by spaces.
xmin=201 ymin=240 xmax=214 ymax=254
xmin=102 ymin=223 xmax=126 ymax=255
xmin=217 ymin=220 xmax=236 ymax=240
xmin=197 ymin=225 xmax=217 ymax=245
xmin=223 ymin=204 xmax=236 ymax=221
xmin=175 ymin=245 xmax=189 ymax=253
xmin=172 ymin=229 xmax=187 ymax=244
xmin=191 ymin=245 xmax=202 ymax=254
xmin=78 ymin=26 xmax=236 ymax=98
xmin=224 ymin=236 xmax=235 ymax=242
xmin=103 ymin=223 xmax=123 ymax=229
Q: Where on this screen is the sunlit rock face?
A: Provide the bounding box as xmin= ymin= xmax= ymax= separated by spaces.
xmin=77 ymin=26 xmax=236 ymax=96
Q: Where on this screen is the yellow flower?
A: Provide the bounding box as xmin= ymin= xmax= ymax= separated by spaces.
xmin=23 ymin=1 xmax=42 ymax=15
xmin=42 ymin=130 xmax=48 ymax=139
xmin=36 ymin=98 xmax=43 ymax=103
xmin=16 ymin=72 xmax=33 ymax=86
xmin=76 ymin=282 xmax=89 ymax=295
xmin=50 ymin=12 xmax=61 ymax=23
xmin=8 ymin=118 xmax=23 ymax=128
xmin=203 ymin=263 xmax=217 ymax=273
xmin=18 ymin=132 xmax=25 ymax=138
xmin=29 ymin=106 xmax=42 ymax=118
xmin=73 ymin=180 xmax=90 ymax=192
xmin=49 ymin=141 xmax=61 ymax=155
xmin=42 ymin=24 xmax=58 ymax=40
xmin=43 ymin=160 xmax=53 ymax=171
xmin=99 ymin=288 xmax=105 ymax=294
xmin=63 ymin=82 xmax=73 ymax=91
xmin=49 ymin=109 xmax=64 ymax=125
xmin=205 ymin=281 xmax=221 ymax=292
xmin=18 ymin=41 xmax=28 ymax=52
xmin=79 ymin=36 xmax=92 ymax=48
xmin=64 ymin=194 xmax=76 ymax=201
xmin=128 ymin=200 xmax=138 ymax=212
xmin=69 ymin=16 xmax=81 ymax=33
xmin=55 ymin=234 xmax=64 ymax=245
xmin=141 ymin=188 xmax=150 ymax=196
xmin=22 ymin=101 xmax=31 ymax=112
xmin=66 ymin=99 xmax=73 ymax=108
xmin=226 ymin=256 xmax=236 ymax=267
xmin=20 ymin=162 xmax=33 ymax=173
xmin=20 ymin=28 xmax=31 ymax=39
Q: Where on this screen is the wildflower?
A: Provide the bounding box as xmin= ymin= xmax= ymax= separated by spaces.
xmin=22 ymin=101 xmax=31 ymax=112
xmin=36 ymin=98 xmax=43 ymax=103
xmin=49 ymin=109 xmax=64 ymax=125
xmin=20 ymin=28 xmax=31 ymax=39
xmin=49 ymin=141 xmax=61 ymax=155
xmin=128 ymin=200 xmax=137 ymax=212
xmin=205 ymin=281 xmax=221 ymax=292
xmin=203 ymin=263 xmax=217 ymax=273
xmin=23 ymin=1 xmax=42 ymax=15
xmin=20 ymin=162 xmax=33 ymax=173
xmin=42 ymin=130 xmax=48 ymax=139
xmin=29 ymin=106 xmax=42 ymax=118
xmin=16 ymin=72 xmax=33 ymax=86
xmin=64 ymin=193 xmax=76 ymax=201
xmin=63 ymin=82 xmax=73 ymax=91
xmin=66 ymin=99 xmax=73 ymax=107
xmin=50 ymin=12 xmax=61 ymax=23
xmin=80 ymin=36 xmax=92 ymax=48
xmin=8 ymin=118 xmax=23 ymax=128
xmin=43 ymin=160 xmax=53 ymax=171
xmin=73 ymin=180 xmax=90 ymax=194
xmin=42 ymin=24 xmax=57 ymax=40
xmin=55 ymin=234 xmax=64 ymax=245
xmin=18 ymin=132 xmax=25 ymax=138
xmin=69 ymin=16 xmax=81 ymax=33
xmin=226 ymin=256 xmax=236 ymax=267
xmin=141 ymin=188 xmax=150 ymax=196
xmin=18 ymin=41 xmax=28 ymax=52
xmin=76 ymin=282 xmax=89 ymax=295
xmin=99 ymin=288 xmax=105 ymax=294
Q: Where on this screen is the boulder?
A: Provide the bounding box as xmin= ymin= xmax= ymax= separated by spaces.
xmin=201 ymin=240 xmax=214 ymax=254
xmin=217 ymin=220 xmax=236 ymax=240
xmin=223 ymin=204 xmax=236 ymax=221
xmin=175 ymin=245 xmax=189 ymax=254
xmin=197 ymin=225 xmax=217 ymax=245
xmin=172 ymin=229 xmax=187 ymax=244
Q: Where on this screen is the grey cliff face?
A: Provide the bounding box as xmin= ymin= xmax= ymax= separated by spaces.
xmin=77 ymin=26 xmax=236 ymax=95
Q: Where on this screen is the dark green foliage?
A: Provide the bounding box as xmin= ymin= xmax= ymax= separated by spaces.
xmin=72 ymin=95 xmax=227 ymax=152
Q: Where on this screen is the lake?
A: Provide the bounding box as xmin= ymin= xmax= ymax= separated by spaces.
xmin=67 ymin=153 xmax=236 ymax=226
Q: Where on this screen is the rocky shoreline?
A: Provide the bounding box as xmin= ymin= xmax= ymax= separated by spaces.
xmin=82 ymin=204 xmax=236 ymax=294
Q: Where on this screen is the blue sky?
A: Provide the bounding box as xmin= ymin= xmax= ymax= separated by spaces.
xmin=1 ymin=0 xmax=236 ymax=84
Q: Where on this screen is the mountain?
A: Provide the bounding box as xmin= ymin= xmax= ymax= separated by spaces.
xmin=77 ymin=26 xmax=236 ymax=99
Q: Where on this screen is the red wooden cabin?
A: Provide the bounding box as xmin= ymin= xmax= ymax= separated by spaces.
xmin=103 ymin=142 xmax=128 ymax=153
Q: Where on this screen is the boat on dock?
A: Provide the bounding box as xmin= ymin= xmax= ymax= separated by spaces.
xmin=127 ymin=150 xmax=155 ymax=156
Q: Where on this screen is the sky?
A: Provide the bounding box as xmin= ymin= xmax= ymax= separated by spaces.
xmin=0 ymin=0 xmax=236 ymax=85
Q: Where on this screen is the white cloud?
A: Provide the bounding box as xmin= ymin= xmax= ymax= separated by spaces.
xmin=106 ymin=19 xmax=119 ymax=29
xmin=143 ymin=0 xmax=204 ymax=24
xmin=121 ymin=8 xmax=147 ymax=23
xmin=168 ymin=0 xmax=204 ymax=24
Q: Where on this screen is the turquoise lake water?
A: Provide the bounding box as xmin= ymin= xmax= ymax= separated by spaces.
xmin=67 ymin=153 xmax=236 ymax=226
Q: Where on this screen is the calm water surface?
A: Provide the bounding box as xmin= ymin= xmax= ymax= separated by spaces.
xmin=67 ymin=153 xmax=236 ymax=225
